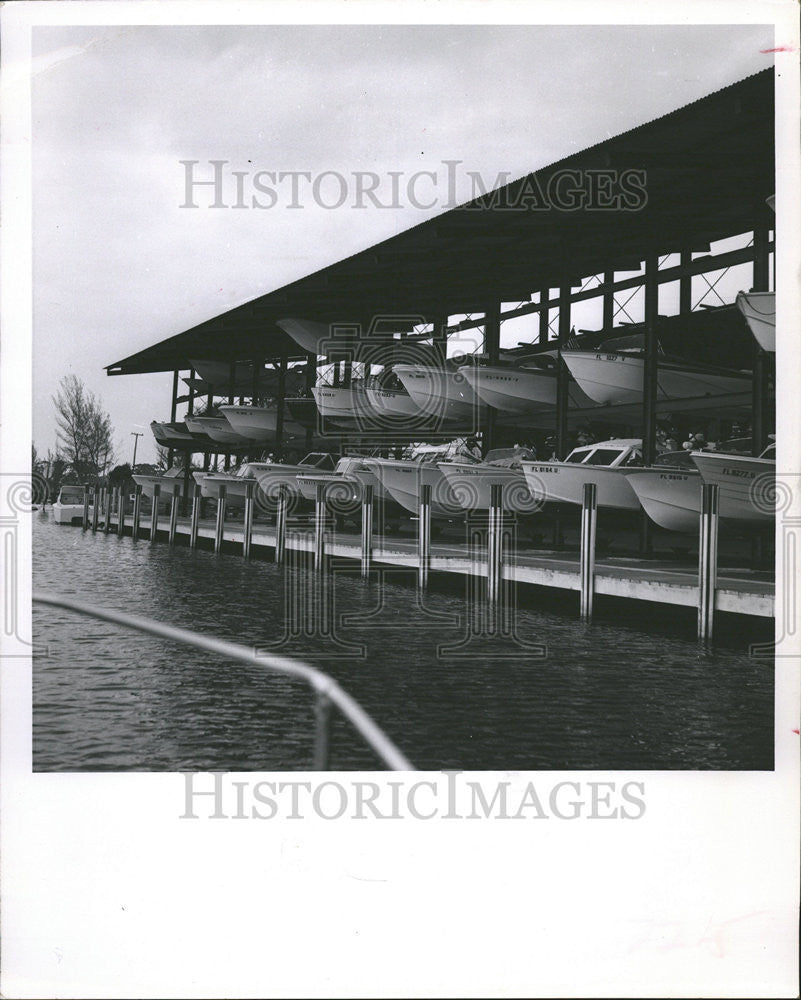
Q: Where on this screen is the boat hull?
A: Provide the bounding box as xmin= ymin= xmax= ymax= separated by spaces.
xmin=736 ymin=291 xmax=775 ymax=352
xmin=561 ymin=352 xmax=750 ymax=406
xmin=689 ymin=451 xmax=775 ymax=522
xmin=623 ymin=468 xmax=703 ymax=532
xmin=184 ymin=416 xmax=250 ymax=446
xmin=132 ymin=474 xmax=192 ymax=500
xmin=438 ymin=461 xmax=541 ymax=513
xmin=393 ymin=365 xmax=486 ymax=425
xmin=311 ymin=386 xmax=373 ymax=425
xmin=218 ymin=405 xmax=306 ymax=441
xmin=460 ymin=365 xmax=591 ymax=412
xmin=53 ymin=502 xmax=90 ymax=525
xmin=364 ymin=459 xmax=464 ymax=517
xmin=521 ymin=461 xmax=641 ymax=510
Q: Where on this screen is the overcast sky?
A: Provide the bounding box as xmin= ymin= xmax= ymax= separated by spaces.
xmin=31 ymin=22 xmax=774 ymax=465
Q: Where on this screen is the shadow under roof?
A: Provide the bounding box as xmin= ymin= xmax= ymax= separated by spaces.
xmin=107 ymin=68 xmax=774 ymax=376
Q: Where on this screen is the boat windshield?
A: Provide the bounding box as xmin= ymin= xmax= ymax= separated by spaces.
xmin=301 ymin=453 xmax=336 ymax=470
xmin=653 ymin=450 xmax=694 ymax=469
xmin=485 ymin=447 xmax=537 ymax=465
xmin=58 ymin=488 xmax=85 ymax=504
xmin=583 ymin=448 xmax=631 ymax=466
xmin=760 ymin=443 xmax=776 ymax=460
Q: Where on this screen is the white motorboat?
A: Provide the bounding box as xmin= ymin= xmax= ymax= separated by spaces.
xmin=363 ymin=450 xmax=465 ymax=518
xmin=250 ymin=452 xmax=338 ymax=512
xmin=365 ymin=385 xmax=424 ymax=420
xmin=689 ymin=443 xmax=775 ymax=522
xmin=276 ymin=317 xmax=332 ymax=355
xmin=294 ymin=455 xmax=390 ymax=515
xmin=311 ymin=385 xmax=373 ymax=425
xmin=736 ymin=291 xmax=775 ymax=352
xmin=393 ymin=364 xmax=487 ymax=425
xmin=438 ymin=447 xmax=541 ymax=513
xmin=623 ymin=452 xmax=703 ymax=533
xmin=184 ymin=415 xmax=251 ymax=446
xmin=521 ymin=439 xmax=644 ymax=510
xmin=52 ymin=485 xmax=91 ymax=525
xmin=188 ymin=358 xmax=304 ymax=396
xmin=190 ymin=359 xmax=262 ymax=392
xmin=561 ymin=335 xmax=751 ymax=406
xmin=196 ymin=462 xmax=262 ymax=507
xmin=150 ymin=421 xmax=200 ymax=447
xmin=460 ymin=359 xmax=593 ymax=413
xmin=132 ymin=466 xmax=193 ymax=500
xmin=218 ymin=404 xmax=307 ymax=441
xmin=277 ymin=317 xmax=398 ymax=358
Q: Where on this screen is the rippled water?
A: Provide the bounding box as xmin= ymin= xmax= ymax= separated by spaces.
xmin=32 ymin=512 xmax=773 ymax=771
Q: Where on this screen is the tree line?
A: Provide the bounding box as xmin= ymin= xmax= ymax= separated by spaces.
xmin=33 ymin=375 xmax=142 ymax=500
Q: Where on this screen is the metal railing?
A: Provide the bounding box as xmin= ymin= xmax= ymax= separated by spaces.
xmin=33 ymin=591 xmax=414 ymax=771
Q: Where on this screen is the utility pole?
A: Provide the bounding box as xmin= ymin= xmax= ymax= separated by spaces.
xmin=131 ymin=431 xmax=143 ymax=470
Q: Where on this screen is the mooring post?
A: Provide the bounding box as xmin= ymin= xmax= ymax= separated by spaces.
xmin=361 ymin=483 xmax=373 ymax=578
xmin=189 ymin=483 xmax=201 ymax=549
xmin=103 ymin=487 xmax=112 ymax=534
xmin=418 ymin=482 xmax=431 ymax=588
xmin=91 ymin=486 xmax=99 ymax=533
xmin=82 ymin=485 xmax=90 ymax=530
xmin=242 ymin=481 xmax=254 ymax=558
xmin=117 ymin=488 xmax=125 ymax=537
xmin=149 ymin=483 xmax=161 ymax=543
xmin=579 ymin=482 xmax=598 ymax=621
xmin=275 ymin=483 xmax=288 ymax=564
xmin=698 ymin=483 xmax=720 ymax=641
xmin=132 ymin=484 xmax=142 ymax=539
xmin=168 ymin=483 xmax=180 ymax=545
xmin=313 ymin=692 xmax=333 ymax=770
xmin=487 ymin=482 xmax=503 ymax=603
xmin=214 ymin=484 xmax=226 ymax=552
xmin=314 ymin=482 xmax=327 ymax=571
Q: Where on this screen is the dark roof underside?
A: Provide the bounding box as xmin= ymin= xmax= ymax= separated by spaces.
xmin=108 ymin=68 xmax=774 ymax=376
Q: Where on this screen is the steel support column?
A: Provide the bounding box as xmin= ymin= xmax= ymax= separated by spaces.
xmin=752 ymin=224 xmax=771 ymax=455
xmin=538 ymin=287 xmax=549 ymax=345
xmin=555 ymin=284 xmax=571 ymax=458
xmin=679 ymin=249 xmax=692 ymax=316
xmin=642 ymin=254 xmax=659 ymax=466
xmin=169 ymin=370 xmax=179 ymax=467
xmin=276 ymin=353 xmax=287 ymax=460
xmin=483 ymin=301 xmax=501 ymax=454
xmin=305 ymin=352 xmax=316 ymax=450
xmin=602 ymin=270 xmax=614 ymax=332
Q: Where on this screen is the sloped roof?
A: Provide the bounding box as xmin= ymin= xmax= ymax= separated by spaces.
xmin=107 ymin=68 xmax=774 ymax=376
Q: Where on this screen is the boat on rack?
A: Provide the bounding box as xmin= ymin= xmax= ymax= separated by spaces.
xmin=311 ymin=384 xmax=374 ymax=425
xmin=736 ymin=291 xmax=775 ymax=352
xmin=249 ymin=452 xmax=338 ymax=513
xmin=132 ymin=466 xmax=195 ymax=500
xmin=561 ymin=334 xmax=751 ymax=406
xmin=460 ymin=356 xmax=594 ymax=413
xmin=218 ymin=404 xmax=307 ymax=442
xmin=689 ymin=443 xmax=775 ymax=522
xmin=521 ymin=439 xmax=644 ymax=510
xmin=364 ymin=444 xmax=467 ymax=518
xmin=193 ymin=462 xmax=262 ymax=507
xmin=184 ymin=415 xmax=251 ymax=446
xmin=622 ymin=451 xmax=703 ymax=533
xmin=393 ymin=363 xmax=487 ymax=425
xmin=438 ymin=447 xmax=540 ymax=513
xmin=277 ymin=317 xmax=400 ymax=358
xmin=150 ymin=421 xmax=216 ymax=451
